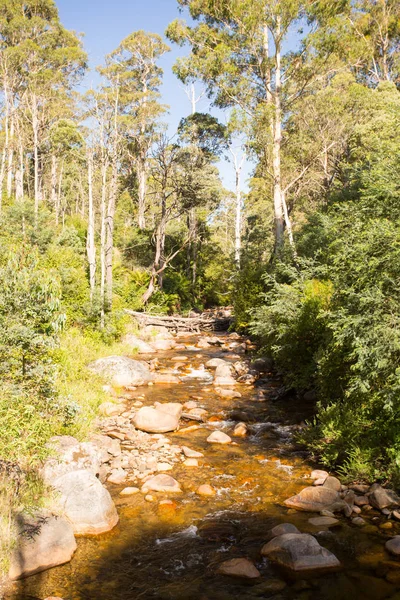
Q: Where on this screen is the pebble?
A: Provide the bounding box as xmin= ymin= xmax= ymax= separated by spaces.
xmin=197 ymin=484 xmax=216 ymax=496
xmin=145 ymin=494 xmax=155 ymax=502
xmin=183 ymin=458 xmax=199 ymax=467
xmin=120 ymin=487 xmax=140 ymax=496
xmin=207 ymin=431 xmax=232 ymax=444
xmin=352 ymin=517 xmax=367 ymax=527
xmin=182 ymin=446 xmax=204 ymax=458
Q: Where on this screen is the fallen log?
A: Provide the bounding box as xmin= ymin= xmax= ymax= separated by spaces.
xmin=124 ymin=310 xmax=233 ymax=332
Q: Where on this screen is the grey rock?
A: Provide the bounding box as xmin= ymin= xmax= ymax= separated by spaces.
xmin=53 ymin=469 xmax=119 ymax=535
xmin=9 ymin=512 xmax=76 ymax=580
xmin=261 ymin=533 xmax=341 ymax=573
xmin=88 ymin=355 xmax=153 ymax=387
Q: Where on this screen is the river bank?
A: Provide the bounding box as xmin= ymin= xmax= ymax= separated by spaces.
xmin=6 ymin=328 xmax=400 ymax=600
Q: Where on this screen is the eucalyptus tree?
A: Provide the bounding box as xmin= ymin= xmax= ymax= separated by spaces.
xmin=143 ymin=132 xmax=224 ymax=303
xmin=101 ymin=31 xmax=170 ymax=230
xmin=167 ymin=0 xmax=335 ymax=253
xmin=0 ymin=0 xmax=86 ymax=216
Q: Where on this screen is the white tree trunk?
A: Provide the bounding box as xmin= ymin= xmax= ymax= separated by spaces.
xmin=6 ymin=113 xmax=14 ymax=197
xmin=100 ymin=161 xmax=107 ymax=327
xmin=273 ymin=20 xmax=285 ymax=252
xmin=15 ymin=143 xmax=24 ymax=201
xmin=86 ymin=152 xmax=96 ymax=303
xmin=137 ymin=158 xmax=146 ymax=229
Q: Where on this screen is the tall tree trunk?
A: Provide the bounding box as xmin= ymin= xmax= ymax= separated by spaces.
xmin=86 ymin=151 xmax=96 ymax=303
xmin=137 ymin=156 xmax=147 ymax=229
xmin=105 ymin=163 xmax=117 ymax=310
xmin=51 ymin=154 xmax=58 ymax=220
xmin=273 ymin=21 xmax=285 ymax=253
xmin=15 ymin=143 xmax=24 ymax=201
xmin=100 ymin=161 xmax=107 ymax=328
xmin=6 ymin=113 xmax=14 ymax=197
xmin=234 ymin=165 xmax=242 ymax=267
xmin=32 ymin=96 xmax=40 ymax=218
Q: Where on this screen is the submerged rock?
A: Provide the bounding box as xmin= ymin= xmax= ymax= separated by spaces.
xmin=270 ymin=523 xmax=300 ymax=537
xmin=207 ymin=431 xmax=232 ymax=444
xmin=284 ymin=486 xmax=346 ymax=513
xmin=141 ymin=474 xmax=182 ymax=493
xmin=9 ymin=512 xmax=77 ymax=580
xmin=197 ymin=484 xmax=216 ymax=496
xmin=182 ymin=446 xmax=204 ymax=458
xmin=261 ymin=533 xmax=341 ymax=573
xmin=217 ymin=558 xmax=260 ymax=579
xmin=385 ymin=536 xmax=400 ymax=556
xmin=88 ymin=356 xmax=153 ymax=387
xmin=133 ymin=407 xmax=179 ymax=433
xmin=215 ymin=388 xmax=241 ymax=399
xmin=53 ymin=469 xmax=119 ymax=535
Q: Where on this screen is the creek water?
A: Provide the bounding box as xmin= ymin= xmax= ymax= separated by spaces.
xmin=8 ymin=333 xmax=400 ymax=600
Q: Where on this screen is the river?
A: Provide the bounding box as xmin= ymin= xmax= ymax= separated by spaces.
xmin=8 ymin=332 xmax=400 ymax=600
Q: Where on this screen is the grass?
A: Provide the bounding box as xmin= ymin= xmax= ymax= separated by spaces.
xmin=0 ymin=323 xmax=137 ymax=583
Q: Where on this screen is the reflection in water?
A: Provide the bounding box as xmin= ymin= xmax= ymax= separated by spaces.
xmin=7 ymin=335 xmax=400 ymax=600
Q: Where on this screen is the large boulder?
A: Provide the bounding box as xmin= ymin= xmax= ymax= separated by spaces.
xmin=284 ymin=486 xmax=346 ymax=513
xmin=133 ymin=407 xmax=179 ymax=433
xmin=261 ymin=533 xmax=341 ymax=573
xmin=9 ymin=512 xmax=77 ymax=580
xmin=42 ymin=436 xmax=105 ymax=485
xmin=141 ymin=474 xmax=182 ymax=493
xmin=122 ymin=334 xmax=154 ymax=354
xmin=88 ymin=356 xmax=153 ymax=387
xmin=369 ymin=484 xmax=400 ymax=510
xmin=53 ymin=470 xmax=119 ymax=535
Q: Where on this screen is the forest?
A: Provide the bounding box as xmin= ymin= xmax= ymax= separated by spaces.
xmin=1 ymin=0 xmax=400 ymax=597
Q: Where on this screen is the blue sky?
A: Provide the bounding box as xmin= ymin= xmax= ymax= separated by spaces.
xmin=57 ymin=0 xmax=248 ymax=192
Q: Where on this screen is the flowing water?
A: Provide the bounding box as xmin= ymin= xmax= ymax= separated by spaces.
xmin=8 ymin=333 xmax=400 ymax=600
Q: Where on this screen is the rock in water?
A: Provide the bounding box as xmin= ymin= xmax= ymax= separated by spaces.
xmin=270 ymin=523 xmax=300 ymax=537
xmin=369 ymin=484 xmax=400 ymax=510
xmin=284 ymin=486 xmax=346 ymax=513
xmin=182 ymin=446 xmax=204 ymax=458
xmin=197 ymin=484 xmax=216 ymax=496
xmin=133 ymin=407 xmax=179 ymax=433
xmin=308 ymin=517 xmax=340 ymax=528
xmin=215 ymin=388 xmax=242 ymax=399
xmin=261 ymin=533 xmax=341 ymax=573
xmin=207 ymin=431 xmax=232 ymax=444
xmin=154 ymin=402 xmax=183 ymax=418
xmin=141 ymin=474 xmax=181 ymax=493
xmin=9 ymin=512 xmax=77 ymax=580
xmin=53 ymin=470 xmax=119 ymax=535
xmin=217 ymin=558 xmax=261 ymax=579
xmin=206 ymin=358 xmax=229 ymax=368
xmin=385 ymin=536 xmax=400 ymax=556
xmin=88 ymin=356 xmax=153 ymax=387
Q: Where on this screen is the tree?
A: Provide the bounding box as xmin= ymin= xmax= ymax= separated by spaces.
xmin=0 ymin=0 xmax=87 ymax=216
xmin=101 ymin=31 xmax=170 ymax=230
xmin=167 ymin=0 xmax=340 ymax=253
